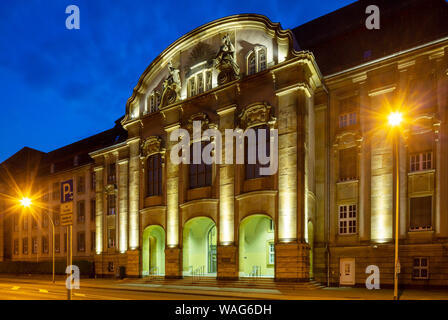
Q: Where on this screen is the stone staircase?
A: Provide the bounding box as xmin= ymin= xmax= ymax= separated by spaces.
xmin=135 ymin=276 xmax=325 ymax=291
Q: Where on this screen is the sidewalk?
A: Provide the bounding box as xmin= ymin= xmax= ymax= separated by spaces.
xmin=1 ymin=274 xmax=448 ymax=300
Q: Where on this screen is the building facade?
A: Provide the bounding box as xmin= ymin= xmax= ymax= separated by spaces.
xmin=1 ymin=0 xmax=448 ymax=287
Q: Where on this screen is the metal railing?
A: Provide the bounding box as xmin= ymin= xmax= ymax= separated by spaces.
xmin=192 ymin=265 xmax=206 ymax=283
xmin=250 ymin=265 xmax=261 ymax=278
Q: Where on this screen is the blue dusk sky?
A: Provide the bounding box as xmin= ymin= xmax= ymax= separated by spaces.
xmin=0 ymin=0 xmax=355 ymax=163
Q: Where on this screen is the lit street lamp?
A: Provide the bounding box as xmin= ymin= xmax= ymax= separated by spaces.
xmin=20 ymin=198 xmax=56 ymax=283
xmin=387 ymin=111 xmax=402 ymax=300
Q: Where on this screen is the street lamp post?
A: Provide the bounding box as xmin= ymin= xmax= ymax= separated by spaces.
xmin=20 ymin=198 xmax=56 ymax=283
xmin=388 ymin=112 xmax=402 ymax=300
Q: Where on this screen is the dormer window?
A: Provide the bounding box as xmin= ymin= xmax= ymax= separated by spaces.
xmin=188 ymin=70 xmax=212 ymax=98
xmin=50 ymin=163 xmax=55 ymax=174
xmin=73 ymin=155 xmax=79 ymax=166
xmin=247 ymin=47 xmax=267 ymax=76
xmin=146 ymin=91 xmax=160 ymax=114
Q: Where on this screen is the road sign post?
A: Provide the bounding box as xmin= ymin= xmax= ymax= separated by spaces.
xmin=60 ymin=179 xmax=73 ymax=301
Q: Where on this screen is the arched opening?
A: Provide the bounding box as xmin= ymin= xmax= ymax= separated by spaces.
xmin=239 ymin=215 xmax=274 ymax=278
xmin=142 ymin=225 xmax=165 ymax=276
xmin=183 ymin=217 xmax=217 ymax=277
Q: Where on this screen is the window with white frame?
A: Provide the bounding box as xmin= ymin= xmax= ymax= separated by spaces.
xmin=188 ymin=70 xmax=212 ymax=98
xmin=413 ymin=257 xmax=429 ymax=279
xmin=339 ymin=112 xmax=357 ymax=128
xmin=268 ymin=242 xmax=275 ymax=265
xmin=247 ymin=47 xmax=267 ymax=76
xmin=338 ymin=204 xmax=357 ymax=235
xmin=410 ymin=152 xmax=432 ymax=172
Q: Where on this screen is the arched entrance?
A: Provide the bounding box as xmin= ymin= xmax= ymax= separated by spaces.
xmin=142 ymin=225 xmax=165 ymax=276
xmin=183 ymin=217 xmax=217 ymax=277
xmin=239 ymin=215 xmax=274 ymax=278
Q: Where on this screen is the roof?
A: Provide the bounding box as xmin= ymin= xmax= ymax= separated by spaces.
xmin=1 ymin=120 xmax=127 ymax=178
xmin=293 ymin=0 xmax=448 ymax=76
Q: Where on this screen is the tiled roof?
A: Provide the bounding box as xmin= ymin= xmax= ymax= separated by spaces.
xmin=293 ymin=0 xmax=448 ymax=76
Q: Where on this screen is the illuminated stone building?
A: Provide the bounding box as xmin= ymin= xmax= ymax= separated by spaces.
xmin=1 ymin=0 xmax=448 ymax=287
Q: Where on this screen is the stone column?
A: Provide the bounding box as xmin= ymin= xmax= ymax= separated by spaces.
xmin=217 ymin=105 xmax=237 ymax=280
xmin=127 ymin=138 xmax=140 ymax=277
xmin=358 ymin=81 xmax=371 ymax=241
xmin=94 ymin=166 xmax=104 ymax=254
xmin=164 ymin=123 xmax=182 ymax=278
xmin=275 ymin=85 xmax=311 ymax=281
xmin=118 ymin=159 xmax=129 ymax=254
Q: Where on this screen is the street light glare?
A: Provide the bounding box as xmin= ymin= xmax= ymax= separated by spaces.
xmin=388 ymin=112 xmax=403 ymax=127
xmin=20 ymin=197 xmax=32 ymax=208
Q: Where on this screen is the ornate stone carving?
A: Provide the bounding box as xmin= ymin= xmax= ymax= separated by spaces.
xmin=239 ymin=103 xmax=275 ymax=129
xmin=333 ymin=131 xmax=363 ymax=153
xmin=214 ymin=34 xmax=240 ymax=85
xmin=160 ymin=61 xmax=181 ymax=108
xmin=185 ymin=112 xmax=216 ymax=134
xmin=142 ymin=136 xmax=163 ymax=157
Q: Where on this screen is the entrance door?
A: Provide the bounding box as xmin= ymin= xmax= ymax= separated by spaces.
xmin=339 ymin=258 xmax=355 ymax=285
xmin=208 ymin=226 xmax=217 ymax=273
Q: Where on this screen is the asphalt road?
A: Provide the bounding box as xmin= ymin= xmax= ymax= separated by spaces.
xmin=0 ymin=278 xmax=239 ymax=300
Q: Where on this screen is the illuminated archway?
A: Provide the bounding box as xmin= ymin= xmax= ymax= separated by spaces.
xmin=182 ymin=217 xmax=217 ymax=277
xmin=239 ymin=215 xmax=274 ymax=278
xmin=142 ymin=225 xmax=165 ymax=276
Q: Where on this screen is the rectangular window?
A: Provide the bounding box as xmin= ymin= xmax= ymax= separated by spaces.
xmin=413 ymin=257 xmax=429 ymax=279
xmin=197 ymin=73 xmax=204 ymax=94
xmin=77 ymin=176 xmax=85 ymax=193
xmin=91 ymin=231 xmax=96 ymax=251
xmin=77 ymin=201 xmax=85 ymax=223
xmin=23 ymin=216 xmax=28 ymax=231
xmin=42 ymin=236 xmax=49 ymax=254
xmin=91 ymin=172 xmax=96 ymax=191
xmin=205 ymin=71 xmax=212 ymax=91
xmin=108 ymin=229 xmax=116 ymax=248
xmin=189 ymin=142 xmax=212 ymax=189
xmin=91 ymin=199 xmax=96 ymax=222
xmin=147 ymin=154 xmax=162 ymax=197
xmin=52 ymin=182 xmax=59 ymax=200
xmin=258 ymin=49 xmax=267 ymax=72
xmin=339 ymin=147 xmax=357 ymax=181
xmin=42 ymin=213 xmax=49 ymax=228
xmin=77 ymin=232 xmax=85 ymax=252
xmin=32 ymin=217 xmax=38 ymax=229
xmin=107 ymin=163 xmax=116 ymax=184
xmin=339 ymin=204 xmax=357 ymax=235
xmin=339 ymin=112 xmax=357 ymax=128
xmin=410 ymin=196 xmax=432 ymax=231
xmin=22 ymin=237 xmax=28 ymax=255
xmin=13 ymin=215 xmax=18 ymax=232
xmin=32 ymin=237 xmax=38 ymax=254
xmin=55 ymin=234 xmax=60 ymax=253
xmin=53 ymin=210 xmax=60 ymax=226
xmin=268 ymin=242 xmax=275 ymax=265
xmin=107 ymin=194 xmax=116 ymax=216
xmin=245 ymin=126 xmax=271 ymax=180
xmin=13 ymin=239 xmax=18 ymax=255
xmin=410 ymin=152 xmax=432 ymax=172
xmin=189 ymin=78 xmax=196 ymax=97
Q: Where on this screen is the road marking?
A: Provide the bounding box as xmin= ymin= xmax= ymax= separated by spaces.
xmin=73 ymin=293 xmax=86 ymax=297
xmin=11 ymin=286 xmax=20 ymax=291
xmin=39 ymin=289 xmax=49 ymax=293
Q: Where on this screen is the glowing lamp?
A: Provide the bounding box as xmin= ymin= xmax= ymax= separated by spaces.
xmin=388 ymin=112 xmax=402 ymax=127
xmin=20 ymin=197 xmax=32 ymax=208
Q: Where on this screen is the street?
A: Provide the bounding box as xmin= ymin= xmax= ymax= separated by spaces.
xmin=0 ymin=275 xmax=448 ymax=300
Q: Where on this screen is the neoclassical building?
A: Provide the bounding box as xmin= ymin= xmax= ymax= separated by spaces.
xmin=1 ymin=0 xmax=448 ymax=287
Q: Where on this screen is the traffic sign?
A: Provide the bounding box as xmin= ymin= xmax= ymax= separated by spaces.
xmin=60 ymin=214 xmax=73 ymax=226
xmin=61 ymin=179 xmax=74 ymax=203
